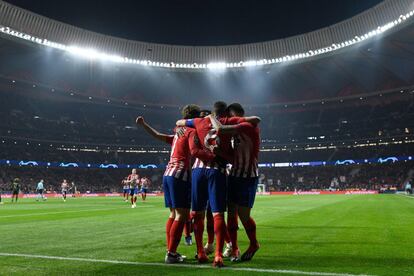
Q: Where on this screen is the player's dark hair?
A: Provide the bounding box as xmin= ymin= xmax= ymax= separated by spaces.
xmin=182 ymin=104 xmax=201 ymax=119
xmin=227 ymin=103 xmax=245 ymax=116
xmin=213 ymin=101 xmax=227 ymax=117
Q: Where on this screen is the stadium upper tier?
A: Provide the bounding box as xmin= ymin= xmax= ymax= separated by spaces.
xmin=0 ymin=19 xmax=414 ymax=106
xmin=0 ymin=0 xmax=413 ymax=69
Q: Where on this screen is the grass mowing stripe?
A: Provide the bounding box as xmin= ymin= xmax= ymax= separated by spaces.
xmin=0 ymin=252 xmax=374 ymax=276
xmin=0 ymin=207 xmax=125 ymax=218
xmin=0 ymin=204 xmax=156 ymax=219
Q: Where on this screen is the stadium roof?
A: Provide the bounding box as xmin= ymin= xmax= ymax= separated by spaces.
xmin=0 ymin=0 xmax=413 ymax=69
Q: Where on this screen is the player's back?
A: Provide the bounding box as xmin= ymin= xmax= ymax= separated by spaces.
xmin=193 ymin=117 xmax=237 ymax=156
xmin=164 ymin=127 xmax=193 ymax=180
xmin=191 ymin=116 xmax=244 ymax=166
xmin=231 ymin=123 xmax=260 ymax=178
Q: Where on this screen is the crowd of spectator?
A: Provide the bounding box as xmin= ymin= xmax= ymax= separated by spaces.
xmin=260 ymin=162 xmax=413 ymax=192
xmin=0 ymin=162 xmax=412 ymax=194
xmin=0 ymin=167 xmax=162 ymax=194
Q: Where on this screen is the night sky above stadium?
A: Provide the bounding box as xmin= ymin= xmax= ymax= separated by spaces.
xmin=6 ymin=0 xmax=382 ymax=46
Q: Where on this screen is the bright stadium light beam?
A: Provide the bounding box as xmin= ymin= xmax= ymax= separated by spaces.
xmin=0 ymin=8 xmax=413 ymax=69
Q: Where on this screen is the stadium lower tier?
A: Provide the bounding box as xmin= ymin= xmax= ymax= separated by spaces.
xmin=0 ymin=161 xmax=411 ymax=193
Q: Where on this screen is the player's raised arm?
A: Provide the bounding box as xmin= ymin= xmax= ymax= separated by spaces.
xmin=136 ymin=116 xmax=174 ymax=144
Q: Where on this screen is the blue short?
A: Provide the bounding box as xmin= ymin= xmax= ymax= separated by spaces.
xmin=163 ymin=176 xmax=191 ymax=209
xmin=228 ymin=176 xmax=258 ymax=208
xmin=123 ymin=188 xmax=130 ymax=193
xmin=191 ymin=168 xmax=227 ymax=213
xmin=141 ymin=188 xmax=148 ymax=194
xmin=130 ymin=188 xmax=137 ymax=196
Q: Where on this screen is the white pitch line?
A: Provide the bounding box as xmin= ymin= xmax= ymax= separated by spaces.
xmin=0 ymin=252 xmax=374 ymax=276
xmin=396 ymin=194 xmax=414 ymax=199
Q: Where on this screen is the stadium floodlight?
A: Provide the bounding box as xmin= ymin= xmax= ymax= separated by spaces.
xmin=0 ymin=9 xmax=413 ymax=69
xmin=207 ymin=62 xmax=227 ymax=70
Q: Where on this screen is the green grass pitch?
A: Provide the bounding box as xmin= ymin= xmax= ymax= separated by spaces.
xmin=0 ymin=194 xmax=413 ymax=275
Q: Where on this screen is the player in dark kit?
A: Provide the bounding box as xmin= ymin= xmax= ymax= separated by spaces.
xmin=176 ymin=101 xmax=260 ymax=267
xmin=136 ymin=105 xmax=217 ymax=264
xmin=11 ymin=178 xmax=20 ymax=203
xmin=209 ymin=103 xmax=261 ymax=262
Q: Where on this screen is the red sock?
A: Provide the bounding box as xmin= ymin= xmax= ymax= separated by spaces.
xmin=168 ymin=220 xmax=185 ymax=253
xmin=166 ymin=217 xmax=174 ymax=249
xmin=193 ymin=213 xmax=205 ymax=254
xmin=213 ymin=214 xmax=226 ymax=257
xmin=242 ymin=217 xmax=257 ymax=246
xmin=227 ymin=214 xmax=239 ymax=251
xmin=206 ymin=211 xmax=215 ymax=244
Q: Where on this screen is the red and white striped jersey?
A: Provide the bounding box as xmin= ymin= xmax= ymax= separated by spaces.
xmin=164 ymin=127 xmax=215 ymax=181
xmin=192 ymin=158 xmax=226 ymax=174
xmin=127 ymin=173 xmax=139 ymax=189
xmin=230 ymin=122 xmax=260 ymax=178
xmin=186 ymin=116 xmax=245 ymax=170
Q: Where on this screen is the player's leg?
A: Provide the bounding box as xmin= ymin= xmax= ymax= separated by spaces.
xmin=133 ymin=189 xmax=138 ymax=205
xmin=141 ymin=190 xmax=144 ymax=201
xmin=227 ymin=176 xmax=240 ymax=261
xmin=184 ymin=209 xmax=193 ymax=245
xmin=191 ymin=168 xmax=209 ymax=262
xmin=130 ymin=189 xmax=135 ymax=207
xmin=208 ymin=169 xmax=227 ymax=267
xmin=204 ymin=204 xmax=215 ymax=255
xmin=163 ymin=176 xmax=175 ymax=250
xmin=168 ymin=208 xmax=188 ymax=254
xmin=238 ymin=177 xmax=260 ymax=261
xmin=165 ymin=176 xmax=191 ymax=264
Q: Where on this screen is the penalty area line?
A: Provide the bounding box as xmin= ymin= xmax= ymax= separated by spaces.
xmin=0 ymin=252 xmax=374 ymax=276
xmin=395 ymin=194 xmax=414 ymax=199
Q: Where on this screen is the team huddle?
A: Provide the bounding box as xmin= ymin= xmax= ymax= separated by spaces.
xmin=136 ymin=101 xmax=260 ymax=267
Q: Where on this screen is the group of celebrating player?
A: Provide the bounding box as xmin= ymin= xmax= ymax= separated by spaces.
xmin=136 ymin=101 xmax=260 ymax=267
xmin=121 ymin=171 xmax=150 ymax=208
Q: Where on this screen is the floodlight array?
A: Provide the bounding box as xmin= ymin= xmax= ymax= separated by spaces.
xmin=0 ymin=10 xmax=413 ymax=70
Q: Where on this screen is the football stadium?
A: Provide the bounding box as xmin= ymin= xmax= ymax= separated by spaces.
xmin=0 ymin=0 xmax=414 ymax=275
